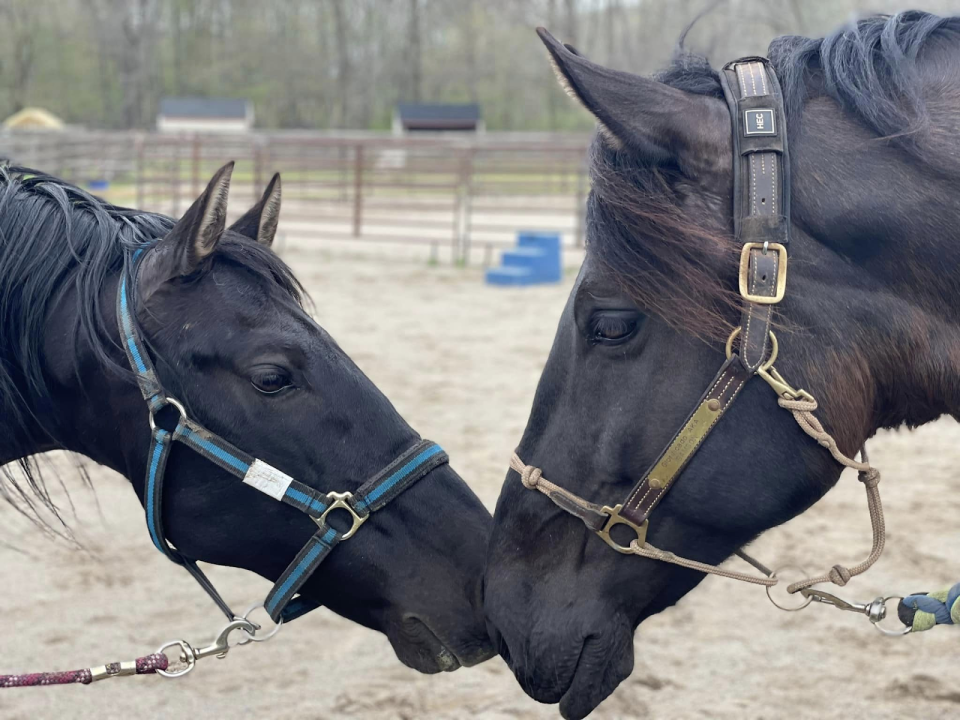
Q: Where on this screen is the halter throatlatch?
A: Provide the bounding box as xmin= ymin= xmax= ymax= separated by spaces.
xmin=119 ymin=246 xmax=449 ymax=626
xmin=511 ymin=58 xmax=934 ymax=636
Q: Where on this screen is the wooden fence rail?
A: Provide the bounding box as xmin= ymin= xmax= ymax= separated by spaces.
xmin=0 ymin=131 xmax=591 ymax=264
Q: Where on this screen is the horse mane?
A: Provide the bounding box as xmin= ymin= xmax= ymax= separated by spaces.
xmin=0 ymin=166 xmax=303 ymax=529
xmin=589 ymin=11 xmax=960 ymax=343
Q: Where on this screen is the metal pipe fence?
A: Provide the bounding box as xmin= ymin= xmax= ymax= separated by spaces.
xmin=0 ymin=130 xmax=591 ymax=264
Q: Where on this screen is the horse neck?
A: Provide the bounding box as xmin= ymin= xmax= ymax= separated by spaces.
xmin=785 ymin=86 xmax=960 ymax=437
xmin=0 ymin=342 xmax=58 ymax=466
xmin=0 ymin=271 xmax=142 ymax=478
xmin=866 ymin=244 xmax=960 ymax=431
xmin=0 ymin=392 xmax=56 ymax=466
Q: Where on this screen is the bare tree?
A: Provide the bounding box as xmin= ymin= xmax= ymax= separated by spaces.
xmin=1 ymin=0 xmax=953 ymax=130
xmin=406 ymin=0 xmax=423 ymax=102
xmin=1 ymin=0 xmax=41 ymax=113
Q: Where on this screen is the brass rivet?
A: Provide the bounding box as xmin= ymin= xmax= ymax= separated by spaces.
xmin=649 ymin=478 xmax=663 ymax=489
xmin=707 ymin=399 xmax=721 ymax=412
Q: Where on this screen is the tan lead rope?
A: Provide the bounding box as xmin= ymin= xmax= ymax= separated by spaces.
xmin=777 ymin=397 xmax=886 ymax=594
xmin=510 ymin=394 xmax=887 ymax=596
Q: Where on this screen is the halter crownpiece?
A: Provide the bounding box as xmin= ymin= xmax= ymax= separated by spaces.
xmin=511 ymin=57 xmax=936 ymax=636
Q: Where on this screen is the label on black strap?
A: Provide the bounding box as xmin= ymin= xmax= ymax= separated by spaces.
xmin=744 ymin=108 xmax=776 ymax=136
xmin=243 ymin=459 xmax=294 ymax=500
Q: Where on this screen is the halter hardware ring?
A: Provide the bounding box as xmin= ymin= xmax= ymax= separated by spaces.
xmin=872 ymin=597 xmax=913 ymax=636
xmin=596 ymin=504 xmax=649 ymax=554
xmin=765 ymin=566 xmax=814 ymax=612
xmin=155 ymin=640 xmax=196 ymax=678
xmin=315 ymin=491 xmax=367 ymax=540
xmin=725 ymin=327 xmax=779 ymax=369
xmin=148 ymin=396 xmax=188 ymax=432
xmin=237 ymin=603 xmax=283 ymax=644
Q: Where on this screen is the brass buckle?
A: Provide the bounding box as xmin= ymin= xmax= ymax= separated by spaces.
xmin=315 ymin=491 xmax=367 ymax=540
xmin=738 ymin=242 xmax=787 ymax=304
xmin=596 ymin=504 xmax=649 ymax=554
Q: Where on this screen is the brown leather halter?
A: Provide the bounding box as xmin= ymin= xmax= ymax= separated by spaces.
xmin=512 ymin=58 xmax=905 ymax=630
xmin=608 ymin=57 xmax=794 ymax=545
xmin=518 ymin=58 xmax=804 ymax=551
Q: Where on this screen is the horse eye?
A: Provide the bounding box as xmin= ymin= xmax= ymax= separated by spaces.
xmin=589 ymin=311 xmax=641 ymax=345
xmin=251 ymin=369 xmax=293 ymax=395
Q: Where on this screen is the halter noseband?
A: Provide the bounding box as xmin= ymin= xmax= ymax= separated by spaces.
xmin=118 ymin=246 xmax=448 ymax=625
xmin=512 ymin=58 xmax=908 ymax=634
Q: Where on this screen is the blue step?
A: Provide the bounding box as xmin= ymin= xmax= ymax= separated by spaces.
xmin=502 ymin=247 xmax=547 ymax=268
xmin=485 ymin=266 xmax=544 ymax=286
xmin=485 ymin=231 xmax=562 ymax=286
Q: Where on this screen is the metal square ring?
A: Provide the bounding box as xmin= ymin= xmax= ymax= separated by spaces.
xmin=315 ymin=491 xmax=367 ymax=540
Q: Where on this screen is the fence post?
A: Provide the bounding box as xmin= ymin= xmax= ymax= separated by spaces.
xmin=135 ymin=134 xmax=145 ymax=209
xmin=171 ymin=140 xmax=181 ymax=216
xmin=352 ymin=144 xmax=364 ymax=237
xmin=575 ymin=154 xmax=587 ymax=247
xmin=253 ymin=139 xmax=263 ymax=199
xmin=454 ymin=147 xmax=474 ymax=264
xmin=191 ymin=134 xmax=201 ymax=196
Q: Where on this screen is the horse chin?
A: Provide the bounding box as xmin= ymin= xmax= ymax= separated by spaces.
xmin=385 ymin=616 xmax=465 ymax=674
xmin=558 ymin=630 xmax=635 ymax=720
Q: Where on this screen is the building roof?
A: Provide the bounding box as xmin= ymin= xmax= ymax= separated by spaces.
xmin=395 ymin=103 xmax=481 ymax=130
xmin=396 ymin=103 xmax=481 ymax=121
xmin=3 ymin=107 xmax=64 ymax=130
xmin=159 ymin=97 xmax=249 ymax=119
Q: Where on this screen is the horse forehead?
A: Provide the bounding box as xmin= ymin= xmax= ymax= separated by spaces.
xmin=193 ymin=262 xmax=304 ymax=321
xmin=164 ymin=273 xmax=313 ymax=348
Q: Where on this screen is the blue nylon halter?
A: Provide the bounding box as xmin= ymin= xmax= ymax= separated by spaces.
xmin=117 ymin=247 xmax=449 ymax=623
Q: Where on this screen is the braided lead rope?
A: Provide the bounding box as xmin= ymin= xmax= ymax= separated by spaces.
xmin=900 ymin=583 xmax=960 ymax=632
xmin=777 ymin=397 xmax=886 ymax=594
xmin=0 ymin=653 xmax=168 ymax=688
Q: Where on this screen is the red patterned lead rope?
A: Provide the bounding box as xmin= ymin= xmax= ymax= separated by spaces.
xmin=0 ymin=653 xmax=169 ymax=687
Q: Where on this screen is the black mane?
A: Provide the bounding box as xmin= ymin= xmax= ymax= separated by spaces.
xmin=0 ymin=167 xmax=302 ymax=522
xmin=660 ymin=10 xmax=960 ymax=145
xmin=589 ymin=11 xmax=960 ymax=342
xmin=770 ymin=11 xmax=960 ymax=148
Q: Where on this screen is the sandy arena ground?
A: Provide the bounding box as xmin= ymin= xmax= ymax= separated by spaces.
xmin=1 ymin=241 xmax=958 ymax=720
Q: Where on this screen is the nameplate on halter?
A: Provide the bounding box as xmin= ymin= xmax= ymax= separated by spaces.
xmin=744 ymin=108 xmax=776 ymax=136
xmin=244 ymin=459 xmax=294 ymax=501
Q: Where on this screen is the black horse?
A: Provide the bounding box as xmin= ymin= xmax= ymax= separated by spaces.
xmin=485 ymin=11 xmax=960 ymax=719
xmin=0 ymin=164 xmax=494 ymax=672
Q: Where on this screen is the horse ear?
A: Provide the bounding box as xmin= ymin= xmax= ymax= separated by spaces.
xmin=229 ymin=173 xmax=281 ymax=247
xmin=537 ymin=27 xmax=728 ymax=171
xmin=138 ymin=162 xmax=233 ymax=298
